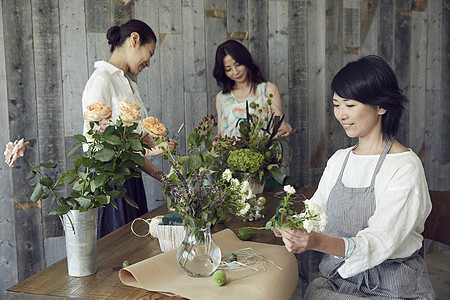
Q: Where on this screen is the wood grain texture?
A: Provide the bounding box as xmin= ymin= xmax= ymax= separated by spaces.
xmin=204 ymin=0 xmax=227 ymax=117
xmin=111 ymin=0 xmax=134 ymax=26
xmin=307 ymin=0 xmax=327 ymax=177
xmin=5 ymin=187 xmax=316 ymax=300
xmin=440 ymin=0 xmax=450 ymax=167
xmin=409 ymin=10 xmax=427 ymax=153
xmin=135 ymin=0 xmax=165 ymax=210
xmin=393 ymin=0 xmax=411 ymax=146
xmin=248 ymin=0 xmax=269 ymax=78
xmin=159 ymin=0 xmax=182 ymax=34
xmin=287 ymin=0 xmax=308 ymax=184
xmin=424 ymin=191 xmax=450 ymax=247
xmin=85 ymin=0 xmax=111 ymax=33
xmin=60 ymin=0 xmax=89 ymax=137
xmin=324 ymin=0 xmax=345 ymax=158
xmin=0 ymin=3 xmax=18 ymax=296
xmin=182 ymin=0 xmax=207 ymax=92
xmin=227 ymin=0 xmax=248 ymax=48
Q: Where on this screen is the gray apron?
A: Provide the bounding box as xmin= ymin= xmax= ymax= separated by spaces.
xmin=304 ymin=139 xmax=435 ymax=300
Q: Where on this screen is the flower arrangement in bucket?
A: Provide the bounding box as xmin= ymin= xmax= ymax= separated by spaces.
xmin=213 ymin=96 xmax=293 ymax=193
xmin=4 ymin=100 xmax=164 ymax=276
xmin=156 ymin=115 xmax=263 ymax=277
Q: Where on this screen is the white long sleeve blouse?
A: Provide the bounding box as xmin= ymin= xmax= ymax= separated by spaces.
xmin=310 ymin=146 xmax=432 ymax=278
xmin=82 ymin=61 xmax=147 ymax=137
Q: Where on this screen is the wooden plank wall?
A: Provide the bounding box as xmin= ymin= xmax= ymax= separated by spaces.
xmin=0 ymin=0 xmax=448 ymax=298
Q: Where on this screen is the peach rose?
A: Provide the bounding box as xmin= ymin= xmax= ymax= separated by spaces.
xmin=118 ymin=100 xmax=141 ymax=126
xmin=4 ymin=138 xmax=30 ymax=167
xmin=142 ymin=117 xmax=167 ymax=138
xmin=84 ymin=102 xmax=112 ymax=121
xmin=120 ymin=100 xmax=141 ymax=111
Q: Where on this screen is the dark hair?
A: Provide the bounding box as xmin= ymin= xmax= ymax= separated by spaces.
xmin=106 ymin=19 xmax=157 ymax=53
xmin=331 ymin=55 xmax=407 ymax=138
xmin=213 ymin=40 xmax=265 ymax=94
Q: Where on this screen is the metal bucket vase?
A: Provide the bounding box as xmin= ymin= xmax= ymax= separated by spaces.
xmin=63 ymin=208 xmax=98 ymax=277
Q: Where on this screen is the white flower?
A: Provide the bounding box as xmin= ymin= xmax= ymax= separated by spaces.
xmin=231 ymin=178 xmax=240 ymax=187
xmin=303 ymin=219 xmax=313 ymax=233
xmin=240 ymin=180 xmax=250 ymax=194
xmin=222 ymin=169 xmax=232 ymax=182
xmin=239 ymin=203 xmax=250 ymax=215
xmin=284 ymin=185 xmax=296 ymax=195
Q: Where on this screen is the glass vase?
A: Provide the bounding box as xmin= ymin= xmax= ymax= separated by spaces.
xmin=176 ymin=223 xmax=221 ymax=277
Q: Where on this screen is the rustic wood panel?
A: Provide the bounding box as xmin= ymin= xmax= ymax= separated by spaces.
xmin=268 ymin=0 xmax=289 ymax=109
xmin=159 ymin=33 xmax=185 ymax=170
xmin=307 ymin=0 xmax=327 ymax=177
xmin=159 ymin=0 xmax=182 ymax=34
xmin=60 ymin=0 xmax=89 ymax=137
xmin=135 ymin=0 xmax=164 ymax=208
xmin=288 ymin=0 xmax=308 ymax=183
xmin=393 ymin=0 xmax=411 ymax=146
xmin=204 ymin=0 xmax=227 ymax=117
xmin=31 ymin=0 xmax=65 ymax=236
xmin=409 ymin=10 xmax=427 ymax=154
xmin=343 ymin=0 xmax=360 ymax=148
xmin=0 ymin=3 xmax=18 ymax=299
xmin=378 ymin=0 xmax=394 ymax=64
xmin=325 ymin=0 xmax=345 ymax=158
xmin=360 ymin=0 xmax=378 ymax=55
xmin=111 ymin=0 xmax=134 ymax=26
xmin=86 ymin=33 xmax=110 ymax=77
xmin=85 ymin=0 xmax=111 ymax=33
xmin=440 ymin=0 xmax=450 ymax=168
xmin=248 ymin=0 xmax=269 ymax=79
xmin=184 ymin=92 xmax=208 ymax=143
xmin=3 ymin=0 xmax=44 ymax=283
xmin=1 ymin=2 xmax=450 ymax=298
xmin=227 ymin=0 xmax=248 ymax=48
xmin=182 ymin=0 xmax=207 ymax=92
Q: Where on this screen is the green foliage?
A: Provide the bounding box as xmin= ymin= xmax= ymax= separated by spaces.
xmin=26 ymin=118 xmax=148 ymax=215
xmin=213 ymin=96 xmax=291 ymax=184
xmin=158 ymin=115 xmax=253 ymax=228
xmin=227 ymin=148 xmax=264 ymax=173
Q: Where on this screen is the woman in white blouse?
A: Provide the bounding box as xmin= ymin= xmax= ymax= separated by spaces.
xmin=82 ymin=19 xmax=177 ymax=238
xmin=275 ymin=55 xmax=434 ymax=299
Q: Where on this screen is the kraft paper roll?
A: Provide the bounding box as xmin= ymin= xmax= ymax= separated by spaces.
xmin=119 ymin=229 xmax=298 ymax=300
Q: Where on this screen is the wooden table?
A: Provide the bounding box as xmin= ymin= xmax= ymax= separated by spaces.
xmin=6 ymin=186 xmax=317 ymax=300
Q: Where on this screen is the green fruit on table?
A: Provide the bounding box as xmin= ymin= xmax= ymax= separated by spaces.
xmin=237 ymin=227 xmax=254 ymax=241
xmin=213 ymin=270 xmax=227 ymax=286
xmin=122 ymin=260 xmax=131 ymax=268
xmin=258 ymin=196 xmax=267 ymax=205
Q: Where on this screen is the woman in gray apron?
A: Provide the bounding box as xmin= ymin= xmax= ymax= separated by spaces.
xmin=275 ymin=55 xmax=435 ymax=299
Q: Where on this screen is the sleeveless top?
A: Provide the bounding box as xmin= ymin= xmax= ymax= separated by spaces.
xmin=218 ymin=82 xmax=272 ymax=137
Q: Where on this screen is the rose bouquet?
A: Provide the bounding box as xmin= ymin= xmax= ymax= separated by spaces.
xmin=157 ymin=115 xmax=264 ymax=228
xmin=4 ymin=100 xmax=164 ymax=216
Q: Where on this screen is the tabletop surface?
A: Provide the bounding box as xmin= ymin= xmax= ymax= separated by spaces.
xmin=6 ymin=186 xmax=316 ymax=300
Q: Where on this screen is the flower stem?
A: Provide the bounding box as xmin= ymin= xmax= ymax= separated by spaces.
xmin=23 ymin=156 xmax=64 ymax=206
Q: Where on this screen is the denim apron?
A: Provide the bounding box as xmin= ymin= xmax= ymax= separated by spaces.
xmin=304 ymin=139 xmax=435 ymax=299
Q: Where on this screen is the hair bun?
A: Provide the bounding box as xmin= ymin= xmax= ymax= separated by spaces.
xmin=106 ymin=26 xmax=121 ymax=45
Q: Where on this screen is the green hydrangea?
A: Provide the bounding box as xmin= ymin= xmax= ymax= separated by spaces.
xmin=227 ymin=149 xmax=264 ymax=173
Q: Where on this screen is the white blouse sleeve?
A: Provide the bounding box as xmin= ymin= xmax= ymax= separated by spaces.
xmin=82 ymin=75 xmax=112 ymax=110
xmin=338 ymin=154 xmax=431 ymax=278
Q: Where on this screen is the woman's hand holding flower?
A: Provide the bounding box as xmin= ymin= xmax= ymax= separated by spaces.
xmin=278 ymin=226 xmax=318 ymax=254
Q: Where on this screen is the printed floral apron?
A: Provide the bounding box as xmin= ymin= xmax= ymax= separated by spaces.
xmin=304 ymin=138 xmax=435 ymax=300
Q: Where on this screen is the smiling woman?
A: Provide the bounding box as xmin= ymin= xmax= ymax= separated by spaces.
xmin=81 ymin=19 xmax=178 ymax=238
